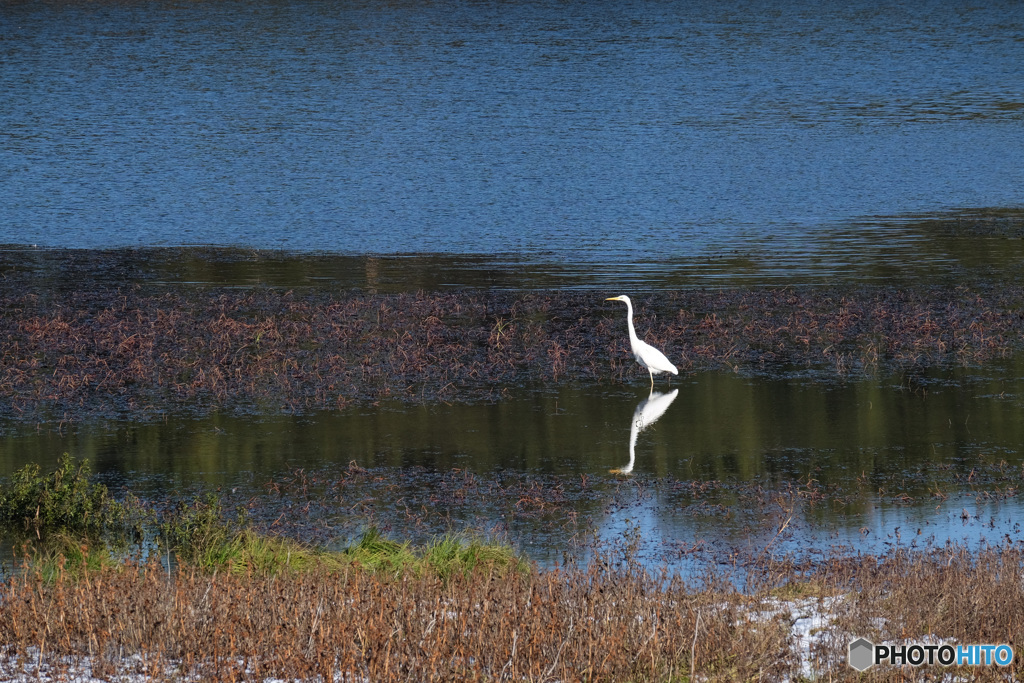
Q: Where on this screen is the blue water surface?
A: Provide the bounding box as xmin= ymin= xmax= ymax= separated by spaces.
xmin=2 ymin=0 xmax=1022 ymax=274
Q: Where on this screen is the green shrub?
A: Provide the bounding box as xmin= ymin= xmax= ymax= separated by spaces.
xmin=0 ymin=454 xmax=132 ymax=537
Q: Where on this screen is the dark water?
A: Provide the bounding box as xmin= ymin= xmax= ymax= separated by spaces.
xmin=2 ymin=0 xmax=1024 ymax=285
xmin=6 ymin=366 xmax=1024 ymax=485
xmin=4 ymin=206 xmax=1024 ymax=292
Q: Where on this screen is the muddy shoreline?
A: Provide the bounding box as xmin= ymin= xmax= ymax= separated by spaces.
xmin=2 ymin=280 xmax=1023 ymax=421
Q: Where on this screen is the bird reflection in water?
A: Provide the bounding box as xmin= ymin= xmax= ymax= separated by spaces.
xmin=611 ymin=388 xmax=679 ymax=475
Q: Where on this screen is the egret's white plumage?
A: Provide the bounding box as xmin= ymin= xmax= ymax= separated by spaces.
xmin=606 ymin=295 xmax=678 ymax=389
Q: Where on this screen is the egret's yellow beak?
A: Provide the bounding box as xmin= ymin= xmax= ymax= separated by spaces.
xmin=605 ymin=296 xmax=619 ymax=301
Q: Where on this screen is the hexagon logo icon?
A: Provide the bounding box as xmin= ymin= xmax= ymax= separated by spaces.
xmin=849 ymin=638 xmax=875 ymax=671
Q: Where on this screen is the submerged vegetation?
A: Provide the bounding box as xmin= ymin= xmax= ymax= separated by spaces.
xmin=1 ymin=283 xmax=1024 ymax=419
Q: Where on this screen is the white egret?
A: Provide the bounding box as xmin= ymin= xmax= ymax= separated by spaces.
xmin=612 ymin=388 xmax=679 ymax=475
xmin=605 ymin=295 xmax=678 ymax=389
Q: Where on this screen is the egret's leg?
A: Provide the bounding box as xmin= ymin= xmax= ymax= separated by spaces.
xmin=648 ymin=369 xmax=654 ymax=390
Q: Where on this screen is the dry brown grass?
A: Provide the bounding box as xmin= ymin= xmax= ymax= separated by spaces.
xmin=0 ymin=558 xmax=794 ymax=682
xmin=768 ymin=543 xmax=1024 ymax=681
xmin=3 ymin=542 xmax=1024 ymax=681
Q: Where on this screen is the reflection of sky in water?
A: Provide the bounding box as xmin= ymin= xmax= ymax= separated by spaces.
xmin=595 ymin=488 xmax=1024 ymax=576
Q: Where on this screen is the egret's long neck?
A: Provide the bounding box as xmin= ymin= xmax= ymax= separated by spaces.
xmin=625 ymin=300 xmax=640 ymax=344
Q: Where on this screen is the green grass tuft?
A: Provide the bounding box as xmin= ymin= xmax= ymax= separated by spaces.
xmin=423 ymin=533 xmax=530 ymax=579
xmin=342 ymin=526 xmax=417 ymax=574
xmin=20 ymin=532 xmax=122 ymax=582
xmin=158 ymin=496 xmax=528 ymax=579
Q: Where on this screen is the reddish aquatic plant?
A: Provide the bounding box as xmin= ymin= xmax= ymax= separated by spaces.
xmin=1 ymin=285 xmax=1023 ymax=419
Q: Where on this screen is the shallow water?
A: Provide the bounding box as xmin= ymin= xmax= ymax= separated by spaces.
xmin=4 ymin=363 xmax=1024 ymax=569
xmin=5 ymin=365 xmax=1023 ymax=487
